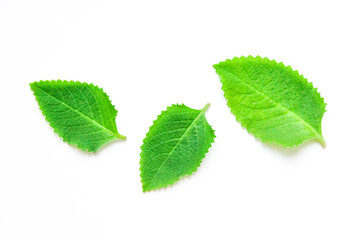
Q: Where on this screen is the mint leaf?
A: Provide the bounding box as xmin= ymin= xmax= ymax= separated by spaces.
xmin=214 ymin=56 xmax=326 ymax=147
xmin=30 ymin=80 xmax=126 ymax=152
xmin=140 ymin=104 xmax=215 ymax=192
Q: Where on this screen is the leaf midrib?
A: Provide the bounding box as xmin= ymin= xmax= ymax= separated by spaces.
xmin=147 ymin=104 xmax=209 ymax=187
xmin=217 ymin=66 xmax=325 ymax=145
xmin=35 ymin=87 xmax=125 ymax=140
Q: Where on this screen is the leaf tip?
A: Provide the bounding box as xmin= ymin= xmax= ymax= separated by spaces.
xmin=142 ymin=186 xmax=148 ymax=193
xmin=29 ymin=81 xmax=39 ymax=90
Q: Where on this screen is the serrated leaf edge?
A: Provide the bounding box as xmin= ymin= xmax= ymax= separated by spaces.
xmin=139 ymin=103 xmax=215 ymax=192
xmin=213 ymin=55 xmax=326 ymax=148
xmin=30 ymin=79 xmax=126 ymax=153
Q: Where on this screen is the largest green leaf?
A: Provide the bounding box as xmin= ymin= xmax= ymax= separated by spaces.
xmin=214 ymin=56 xmax=326 ymax=147
xmin=30 ymin=80 xmax=126 ymax=152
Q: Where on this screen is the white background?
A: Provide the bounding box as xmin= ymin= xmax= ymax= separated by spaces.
xmin=0 ymin=0 xmax=359 ymax=239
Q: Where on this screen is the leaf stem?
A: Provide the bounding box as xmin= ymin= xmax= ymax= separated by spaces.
xmin=317 ymin=135 xmax=326 ymax=148
xmin=116 ymin=134 xmax=127 ymax=140
xmin=202 ymin=103 xmax=211 ymax=111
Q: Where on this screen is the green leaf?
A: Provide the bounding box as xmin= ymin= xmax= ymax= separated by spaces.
xmin=140 ymin=104 xmax=215 ymax=192
xmin=30 ymin=80 xmax=126 ymax=152
xmin=214 ymin=56 xmax=326 ymax=148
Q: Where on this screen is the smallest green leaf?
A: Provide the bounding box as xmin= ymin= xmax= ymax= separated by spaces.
xmin=140 ymin=103 xmax=215 ymax=192
xmin=30 ymin=80 xmax=126 ymax=152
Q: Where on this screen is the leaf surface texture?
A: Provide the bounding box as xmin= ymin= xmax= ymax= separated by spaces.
xmin=140 ymin=104 xmax=215 ymax=192
xmin=30 ymin=80 xmax=125 ymax=152
xmin=214 ymin=56 xmax=326 ymax=147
